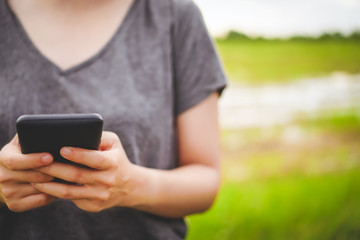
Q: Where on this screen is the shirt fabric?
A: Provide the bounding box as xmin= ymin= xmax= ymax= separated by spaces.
xmin=0 ymin=0 xmax=227 ymax=239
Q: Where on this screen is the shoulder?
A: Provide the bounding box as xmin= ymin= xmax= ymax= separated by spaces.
xmin=170 ymin=0 xmax=202 ymax=21
xmin=143 ymin=0 xmax=201 ymax=21
xmin=170 ymin=0 xmax=199 ymax=10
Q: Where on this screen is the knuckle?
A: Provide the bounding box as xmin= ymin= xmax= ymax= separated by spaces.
xmin=102 ymin=175 xmax=116 ymax=188
xmin=0 ymin=151 xmax=4 ymax=163
xmin=33 ymin=173 xmax=52 ymax=183
xmin=109 ymin=132 xmax=119 ymax=140
xmin=1 ymin=186 xmax=14 ymax=199
xmin=4 ymin=156 xmax=17 ymax=170
xmin=34 ymin=173 xmax=45 ymax=182
xmin=7 ymin=202 xmax=20 ymax=212
xmin=0 ymin=170 xmax=9 ymax=183
xmin=60 ymin=187 xmax=72 ymax=199
xmin=96 ymin=192 xmax=110 ymax=202
xmin=109 ymin=156 xmax=118 ymax=168
xmin=116 ymin=149 xmax=127 ymax=162
xmin=37 ymin=194 xmax=49 ymax=206
xmin=93 ymin=154 xmax=107 ymax=169
xmin=70 ymin=168 xmax=83 ymax=182
xmin=89 ymin=205 xmax=102 ymax=213
xmin=77 ymin=203 xmax=101 ymax=213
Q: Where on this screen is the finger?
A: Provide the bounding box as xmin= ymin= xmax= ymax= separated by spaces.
xmin=6 ymin=193 xmax=56 ymax=212
xmin=0 ymin=150 xmax=53 ymax=171
xmin=1 ymin=182 xmax=42 ymax=200
xmin=32 ymin=182 xmax=106 ymax=201
xmin=60 ymin=147 xmax=115 ymax=170
xmin=0 ymin=167 xmax=54 ymax=183
xmin=72 ymin=199 xmax=105 ymax=213
xmin=3 ymin=134 xmax=24 ymax=154
xmin=36 ymin=162 xmax=96 ymax=184
xmin=99 ymin=131 xmax=121 ymax=151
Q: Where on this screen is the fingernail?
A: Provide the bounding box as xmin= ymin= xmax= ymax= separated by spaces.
xmin=61 ymin=147 xmax=71 ymax=156
xmin=42 ymin=154 xmax=52 ymax=164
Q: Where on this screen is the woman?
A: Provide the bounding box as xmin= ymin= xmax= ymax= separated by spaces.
xmin=0 ymin=0 xmax=226 ymax=239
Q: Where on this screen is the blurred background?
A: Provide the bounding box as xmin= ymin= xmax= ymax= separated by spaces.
xmin=187 ymin=0 xmax=360 ymax=239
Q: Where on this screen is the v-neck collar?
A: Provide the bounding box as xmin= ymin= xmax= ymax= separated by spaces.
xmin=4 ymin=0 xmax=138 ymax=76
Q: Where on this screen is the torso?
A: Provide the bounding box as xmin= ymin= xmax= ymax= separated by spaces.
xmin=0 ymin=0 xmax=186 ymax=237
xmin=0 ymin=0 xmax=225 ymax=238
xmin=8 ymin=0 xmax=134 ymax=70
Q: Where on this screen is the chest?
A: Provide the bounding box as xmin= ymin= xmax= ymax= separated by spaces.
xmin=1 ymin=0 xmax=179 ymax=169
xmin=7 ymin=0 xmax=134 ymax=71
xmin=1 ymin=0 xmax=175 ymax=154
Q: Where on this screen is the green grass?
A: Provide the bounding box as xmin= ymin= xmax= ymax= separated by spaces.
xmin=187 ymin=170 xmax=360 ymax=240
xmin=302 ymin=108 xmax=360 ymax=133
xmin=188 ymin=40 xmax=360 ymax=239
xmin=215 ymin=39 xmax=360 ymax=84
xmin=187 ymin=111 xmax=360 ymax=240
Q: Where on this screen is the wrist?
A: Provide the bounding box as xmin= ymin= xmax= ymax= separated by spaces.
xmin=123 ymin=164 xmax=160 ymax=211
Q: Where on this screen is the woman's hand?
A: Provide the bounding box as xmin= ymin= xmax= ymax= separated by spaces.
xmin=31 ymin=92 xmax=221 ymax=218
xmin=33 ymin=131 xmax=136 ymax=212
xmin=0 ymin=135 xmax=56 ymax=212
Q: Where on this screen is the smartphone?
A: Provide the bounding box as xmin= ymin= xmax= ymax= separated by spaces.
xmin=16 ymin=113 xmax=103 ymax=168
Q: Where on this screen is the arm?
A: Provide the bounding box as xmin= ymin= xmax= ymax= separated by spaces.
xmin=131 ymin=92 xmax=221 ymax=217
xmin=33 ymin=92 xmax=221 ymax=217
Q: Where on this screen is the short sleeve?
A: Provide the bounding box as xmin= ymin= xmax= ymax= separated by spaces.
xmin=172 ymin=0 xmax=227 ymax=116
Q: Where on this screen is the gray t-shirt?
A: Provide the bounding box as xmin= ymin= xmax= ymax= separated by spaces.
xmin=0 ymin=0 xmax=226 ymax=239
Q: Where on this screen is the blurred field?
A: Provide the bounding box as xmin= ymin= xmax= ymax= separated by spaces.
xmin=186 ymin=39 xmax=360 ymax=240
xmin=188 ymin=170 xmax=360 ymax=240
xmin=217 ymin=39 xmax=360 ymax=85
xmin=187 ymin=110 xmax=360 ymax=240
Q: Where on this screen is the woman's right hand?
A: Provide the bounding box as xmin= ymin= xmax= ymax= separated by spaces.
xmin=0 ymin=135 xmax=56 ymax=212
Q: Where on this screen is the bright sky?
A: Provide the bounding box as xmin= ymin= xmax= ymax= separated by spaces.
xmin=193 ymin=0 xmax=360 ymax=37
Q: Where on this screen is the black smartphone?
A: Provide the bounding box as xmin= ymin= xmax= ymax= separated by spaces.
xmin=16 ymin=113 xmax=103 ymax=167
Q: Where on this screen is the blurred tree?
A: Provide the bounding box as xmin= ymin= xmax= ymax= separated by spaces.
xmin=226 ymin=30 xmax=251 ymax=40
xmin=318 ymin=32 xmax=345 ymax=40
xmin=349 ymin=30 xmax=360 ymax=41
xmin=222 ymin=29 xmax=360 ymax=42
xmin=289 ymin=35 xmax=313 ymax=41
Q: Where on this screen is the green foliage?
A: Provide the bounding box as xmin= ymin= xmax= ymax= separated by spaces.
xmin=215 ymin=40 xmax=360 ymax=84
xmin=349 ymin=30 xmax=360 ymax=41
xmin=224 ymin=30 xmax=360 ymax=41
xmin=318 ymin=32 xmax=346 ymax=41
xmin=226 ymin=30 xmax=251 ymax=40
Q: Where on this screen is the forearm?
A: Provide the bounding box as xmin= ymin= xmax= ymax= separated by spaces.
xmin=128 ymin=164 xmax=220 ymax=218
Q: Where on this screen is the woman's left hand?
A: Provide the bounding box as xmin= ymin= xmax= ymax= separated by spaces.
xmin=33 ymin=131 xmax=136 ymax=212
